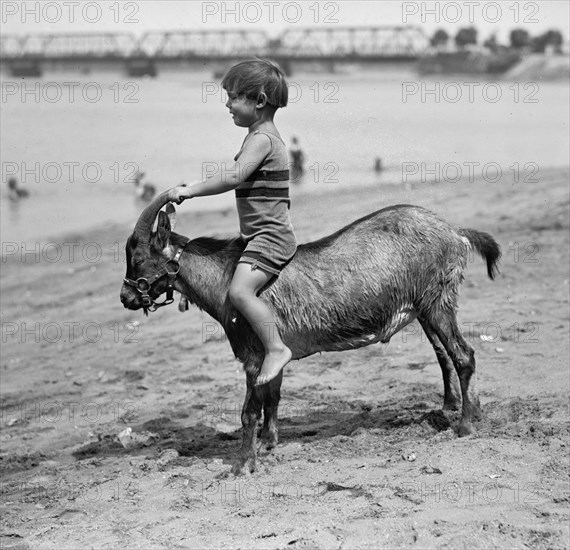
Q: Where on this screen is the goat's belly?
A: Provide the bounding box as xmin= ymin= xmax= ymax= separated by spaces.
xmin=340 ymin=308 xmax=418 ymax=350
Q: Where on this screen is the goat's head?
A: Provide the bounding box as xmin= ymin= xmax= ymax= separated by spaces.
xmin=120 ymin=191 xmax=180 ymax=314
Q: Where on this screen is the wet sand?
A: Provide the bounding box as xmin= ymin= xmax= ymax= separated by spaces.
xmin=1 ymin=167 xmax=569 ymax=549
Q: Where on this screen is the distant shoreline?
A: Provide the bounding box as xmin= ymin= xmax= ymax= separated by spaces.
xmin=418 ymin=51 xmax=570 ymax=80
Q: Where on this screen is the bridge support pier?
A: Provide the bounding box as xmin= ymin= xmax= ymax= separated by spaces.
xmin=126 ymin=58 xmax=157 ymax=78
xmin=8 ymin=60 xmax=42 ymax=77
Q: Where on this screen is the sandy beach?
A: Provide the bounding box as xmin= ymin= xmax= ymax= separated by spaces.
xmin=1 ymin=164 xmax=569 ymax=549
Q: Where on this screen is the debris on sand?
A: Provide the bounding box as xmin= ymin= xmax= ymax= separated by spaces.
xmin=420 ymin=465 xmax=443 ymax=475
xmin=157 ymin=448 xmax=180 ymax=467
xmin=117 ymin=427 xmax=159 ymax=450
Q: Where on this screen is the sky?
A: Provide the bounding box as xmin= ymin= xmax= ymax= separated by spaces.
xmin=1 ymin=1 xmax=569 ymax=44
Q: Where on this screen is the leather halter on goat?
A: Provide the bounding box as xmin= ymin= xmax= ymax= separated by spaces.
xmin=123 ymin=247 xmax=184 ymax=312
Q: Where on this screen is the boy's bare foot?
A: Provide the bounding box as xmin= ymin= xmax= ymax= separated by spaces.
xmin=255 ymin=346 xmax=292 ymax=386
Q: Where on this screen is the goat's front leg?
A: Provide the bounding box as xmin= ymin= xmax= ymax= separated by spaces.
xmin=233 ymin=372 xmax=263 ymax=475
xmin=260 ymin=370 xmax=283 ymax=450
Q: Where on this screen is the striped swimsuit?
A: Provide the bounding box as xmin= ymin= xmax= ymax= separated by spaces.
xmin=234 ymin=130 xmax=297 ymax=276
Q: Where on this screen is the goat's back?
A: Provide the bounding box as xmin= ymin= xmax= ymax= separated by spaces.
xmin=293 ymin=204 xmax=465 ymax=276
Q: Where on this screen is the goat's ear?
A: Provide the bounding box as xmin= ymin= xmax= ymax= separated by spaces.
xmin=153 ymin=211 xmax=171 ymax=250
xmin=165 ymin=203 xmax=177 ymax=231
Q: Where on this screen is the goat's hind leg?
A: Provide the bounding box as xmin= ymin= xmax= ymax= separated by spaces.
xmin=233 ymin=371 xmax=263 ymax=475
xmin=418 ymin=317 xmax=462 ymax=411
xmin=260 ymin=370 xmax=283 ymax=451
xmin=427 ymin=312 xmax=482 ymax=436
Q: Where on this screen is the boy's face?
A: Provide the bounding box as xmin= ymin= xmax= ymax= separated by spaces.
xmin=225 ymin=90 xmax=259 ymax=128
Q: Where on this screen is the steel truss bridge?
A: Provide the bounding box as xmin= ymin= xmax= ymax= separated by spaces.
xmin=0 ymin=27 xmax=428 ymax=76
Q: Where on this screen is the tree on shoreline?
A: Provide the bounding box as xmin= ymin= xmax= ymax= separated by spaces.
xmin=510 ymin=29 xmax=531 ymax=50
xmin=430 ymin=29 xmax=449 ymax=49
xmin=532 ymin=30 xmax=563 ymax=53
xmin=455 ymin=27 xmax=478 ymax=49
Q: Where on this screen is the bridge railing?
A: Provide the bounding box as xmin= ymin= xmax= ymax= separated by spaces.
xmin=1 ymin=27 xmax=427 ymax=60
xmin=135 ymin=29 xmax=270 ymax=57
xmin=277 ymin=26 xmax=428 ymax=57
xmin=0 ymin=32 xmax=138 ymax=58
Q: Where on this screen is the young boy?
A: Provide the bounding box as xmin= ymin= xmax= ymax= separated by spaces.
xmin=169 ymin=59 xmax=296 ymax=386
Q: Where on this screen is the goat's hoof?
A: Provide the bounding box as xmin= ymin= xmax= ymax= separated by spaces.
xmin=260 ymin=429 xmax=278 ymax=451
xmin=472 ymin=408 xmax=483 ymax=421
xmin=264 ymin=437 xmax=278 ymax=451
xmin=231 ymin=455 xmax=256 ymax=476
xmin=457 ymin=421 xmax=474 ymax=437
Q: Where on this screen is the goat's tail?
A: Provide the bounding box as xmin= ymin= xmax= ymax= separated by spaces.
xmin=459 ymin=228 xmax=501 ymax=280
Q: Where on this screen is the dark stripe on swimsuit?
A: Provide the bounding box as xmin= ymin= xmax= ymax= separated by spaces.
xmin=235 ymin=187 xmax=290 ymax=199
xmin=245 ymin=169 xmax=289 ymax=182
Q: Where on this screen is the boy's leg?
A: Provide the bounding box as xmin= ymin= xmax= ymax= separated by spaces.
xmin=229 ymin=263 xmax=292 ymax=386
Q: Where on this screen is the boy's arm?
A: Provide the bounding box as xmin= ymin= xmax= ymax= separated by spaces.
xmin=170 ymin=134 xmax=271 ymax=203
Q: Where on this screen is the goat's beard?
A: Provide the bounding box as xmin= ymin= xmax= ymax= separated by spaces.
xmin=143 ymin=306 xmax=149 ymax=316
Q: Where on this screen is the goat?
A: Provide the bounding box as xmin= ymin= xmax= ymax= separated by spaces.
xmin=120 ymin=191 xmax=500 ymax=474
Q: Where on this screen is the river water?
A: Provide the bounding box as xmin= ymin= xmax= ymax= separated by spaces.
xmin=1 ymin=67 xmax=568 ymax=245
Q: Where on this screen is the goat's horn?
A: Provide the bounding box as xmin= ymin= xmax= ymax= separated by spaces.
xmin=133 ymin=190 xmax=172 ymax=242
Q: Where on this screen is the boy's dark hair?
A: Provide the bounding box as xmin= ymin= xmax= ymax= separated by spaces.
xmin=221 ymin=58 xmax=288 ymax=108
